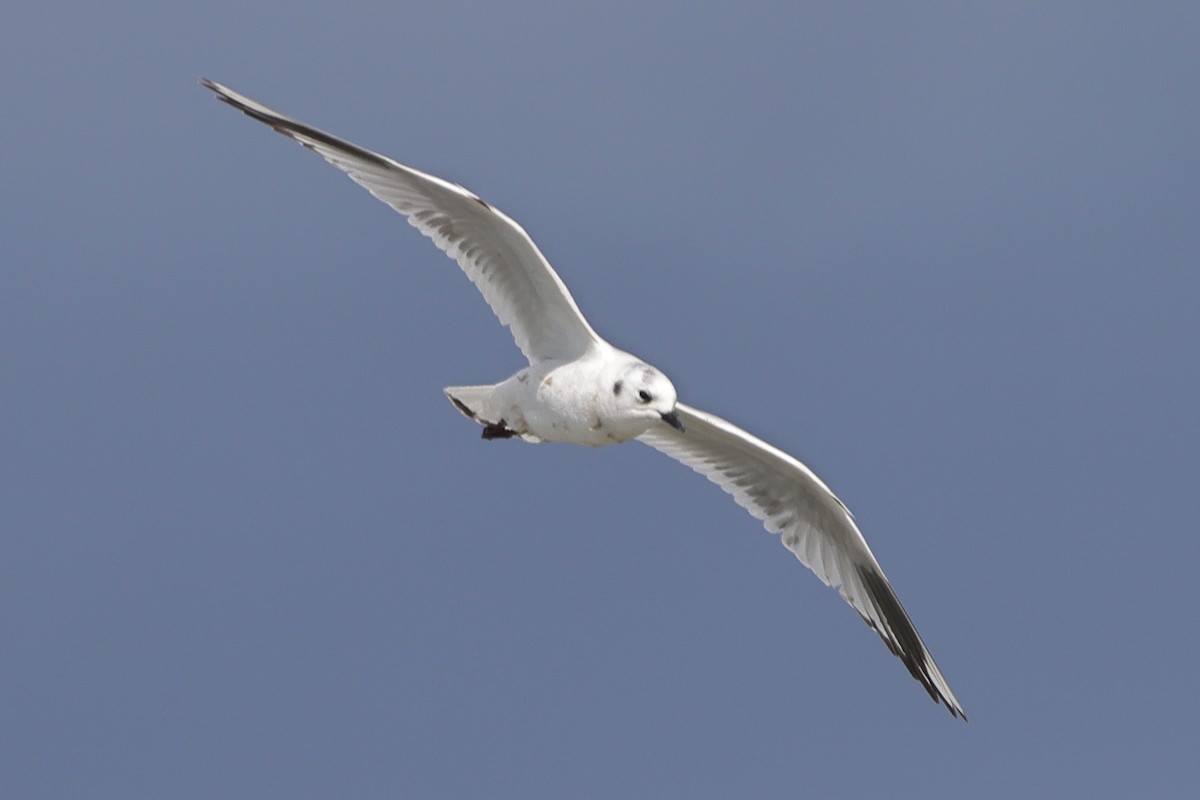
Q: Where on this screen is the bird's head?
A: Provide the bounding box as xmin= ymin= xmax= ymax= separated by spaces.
xmin=610 ymin=362 xmax=683 ymax=433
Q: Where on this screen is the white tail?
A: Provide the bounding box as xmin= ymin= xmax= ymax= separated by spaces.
xmin=443 ymin=385 xmax=495 ymax=423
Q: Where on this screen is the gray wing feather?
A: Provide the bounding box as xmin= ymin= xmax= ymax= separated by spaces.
xmin=202 ymin=79 xmax=601 ymax=363
xmin=638 ymin=402 xmax=965 ymax=719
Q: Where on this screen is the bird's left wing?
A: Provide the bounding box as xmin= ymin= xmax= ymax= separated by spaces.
xmin=202 ymin=79 xmax=602 ymax=364
xmin=638 ymin=402 xmax=965 ymax=719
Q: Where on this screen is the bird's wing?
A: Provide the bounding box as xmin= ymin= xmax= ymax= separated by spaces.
xmin=638 ymin=402 xmax=965 ymax=719
xmin=202 ymin=79 xmax=602 ymax=364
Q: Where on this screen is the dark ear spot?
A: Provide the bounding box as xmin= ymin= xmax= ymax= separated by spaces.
xmin=613 ymin=380 xmax=623 ymax=396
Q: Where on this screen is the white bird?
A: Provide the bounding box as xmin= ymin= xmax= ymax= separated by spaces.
xmin=202 ymin=79 xmax=966 ymax=720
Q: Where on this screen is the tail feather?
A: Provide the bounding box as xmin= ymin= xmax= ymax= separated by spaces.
xmin=444 ymin=385 xmax=495 ymax=424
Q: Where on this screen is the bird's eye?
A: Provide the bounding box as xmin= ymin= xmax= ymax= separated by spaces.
xmin=638 ymin=390 xmax=652 ymax=403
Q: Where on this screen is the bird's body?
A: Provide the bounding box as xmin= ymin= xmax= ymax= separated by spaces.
xmin=203 ymin=78 xmax=966 ymax=719
xmin=447 ymin=345 xmax=680 ymax=446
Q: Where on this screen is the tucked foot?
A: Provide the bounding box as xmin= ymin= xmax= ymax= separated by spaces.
xmin=481 ymin=420 xmax=519 ymax=440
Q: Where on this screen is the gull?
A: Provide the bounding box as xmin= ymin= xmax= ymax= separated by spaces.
xmin=202 ymin=78 xmax=966 ymax=720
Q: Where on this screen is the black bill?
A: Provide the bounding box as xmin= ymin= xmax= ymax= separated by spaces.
xmin=660 ymin=410 xmax=685 ymax=432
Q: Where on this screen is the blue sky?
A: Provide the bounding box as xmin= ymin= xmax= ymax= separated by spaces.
xmin=3 ymin=2 xmax=1198 ymax=797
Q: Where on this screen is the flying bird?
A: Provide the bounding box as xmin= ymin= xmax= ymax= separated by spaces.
xmin=202 ymin=79 xmax=966 ymax=719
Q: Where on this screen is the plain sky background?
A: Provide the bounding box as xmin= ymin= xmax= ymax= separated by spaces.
xmin=3 ymin=2 xmax=1198 ymax=797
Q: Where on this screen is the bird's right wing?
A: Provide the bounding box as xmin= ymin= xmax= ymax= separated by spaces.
xmin=638 ymin=402 xmax=965 ymax=719
xmin=202 ymin=79 xmax=602 ymax=364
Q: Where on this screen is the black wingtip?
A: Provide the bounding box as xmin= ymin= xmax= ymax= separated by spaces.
xmin=200 ymin=78 xmax=393 ymax=171
xmin=200 ymin=78 xmax=280 ymax=126
xmin=199 ymin=77 xmax=231 ymax=103
xmin=856 ymin=565 xmax=967 ymax=720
